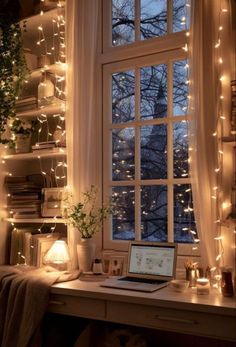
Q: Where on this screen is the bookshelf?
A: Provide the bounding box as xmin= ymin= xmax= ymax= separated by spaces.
xmin=0 ymin=2 xmax=67 ymax=266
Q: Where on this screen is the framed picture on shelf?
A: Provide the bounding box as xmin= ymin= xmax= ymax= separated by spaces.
xmin=41 ymin=187 xmax=64 ymax=217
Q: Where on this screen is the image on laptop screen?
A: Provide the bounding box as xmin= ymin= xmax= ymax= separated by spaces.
xmin=128 ymin=243 xmax=175 ymax=278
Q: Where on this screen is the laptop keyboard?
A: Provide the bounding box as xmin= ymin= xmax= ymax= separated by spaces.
xmin=119 ymin=277 xmax=166 ymax=285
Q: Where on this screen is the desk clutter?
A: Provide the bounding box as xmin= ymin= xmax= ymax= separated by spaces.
xmin=182 ymin=259 xmax=235 ymax=297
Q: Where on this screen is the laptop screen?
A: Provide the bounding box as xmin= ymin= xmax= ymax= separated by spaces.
xmin=128 ymin=242 xmax=177 ymax=279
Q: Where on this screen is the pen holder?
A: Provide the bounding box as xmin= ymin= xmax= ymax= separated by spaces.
xmin=186 ymin=269 xmax=197 ymax=287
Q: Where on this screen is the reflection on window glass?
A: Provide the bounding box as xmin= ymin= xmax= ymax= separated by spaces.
xmin=141 ymin=185 xmax=167 ymax=241
xmin=173 ymin=0 xmax=190 ymax=33
xmin=141 ymin=0 xmax=167 ymax=39
xmin=174 ymin=184 xmax=196 ymax=243
xmin=141 ymin=125 xmax=167 ymax=179
xmin=141 ymin=64 xmax=167 ymax=120
xmin=112 ymin=186 xmax=135 ymax=240
xmin=112 ymin=70 xmax=135 ymax=124
xmin=112 ymin=128 xmax=135 ymax=181
xmin=173 ymin=121 xmax=189 ymax=178
xmin=173 ymin=60 xmax=188 ymax=116
xmin=112 ymin=0 xmax=135 ymax=46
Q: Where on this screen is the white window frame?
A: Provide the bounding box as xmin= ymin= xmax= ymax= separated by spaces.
xmin=101 ymin=0 xmax=199 ymax=258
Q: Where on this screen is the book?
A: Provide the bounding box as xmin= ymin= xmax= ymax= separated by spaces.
xmin=10 ymin=193 xmax=40 ymax=200
xmin=10 ymin=228 xmax=25 ymax=265
xmin=13 ymin=212 xmax=41 ymax=219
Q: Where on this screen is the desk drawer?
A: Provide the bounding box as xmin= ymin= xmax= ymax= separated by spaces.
xmin=107 ymin=301 xmax=236 ymax=341
xmin=48 ymin=294 xmax=106 ymax=319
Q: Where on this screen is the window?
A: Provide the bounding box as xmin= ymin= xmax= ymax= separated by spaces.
xmin=102 ymin=0 xmax=196 ymax=252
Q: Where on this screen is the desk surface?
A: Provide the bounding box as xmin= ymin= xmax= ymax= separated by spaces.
xmin=51 ymin=278 xmax=236 ymax=315
xmin=50 ymin=279 xmax=236 ymax=341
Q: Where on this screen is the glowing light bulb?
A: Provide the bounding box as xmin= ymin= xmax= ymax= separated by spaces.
xmin=215 ymin=39 xmax=221 ymax=48
xmin=214 ymin=236 xmax=224 ymax=240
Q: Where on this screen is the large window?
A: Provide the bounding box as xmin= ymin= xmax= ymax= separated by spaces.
xmin=102 ymin=0 xmax=196 ymax=251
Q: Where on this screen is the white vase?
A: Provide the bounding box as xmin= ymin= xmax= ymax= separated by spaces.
xmin=15 ymin=134 xmax=31 ymax=153
xmin=77 ymin=238 xmax=96 ymax=272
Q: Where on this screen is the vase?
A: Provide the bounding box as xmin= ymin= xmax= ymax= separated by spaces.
xmin=15 ymin=134 xmax=31 ymax=153
xmin=77 ymin=238 xmax=96 ymax=272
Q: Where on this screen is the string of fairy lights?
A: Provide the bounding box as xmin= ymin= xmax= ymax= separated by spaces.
xmin=36 ymin=0 xmax=67 ymax=187
xmin=112 ymin=1 xmax=198 ymax=245
xmin=1 ymin=0 xmax=67 ymax=264
xmin=178 ymin=1 xmax=199 ymax=249
xmin=211 ymin=1 xmax=231 ymax=268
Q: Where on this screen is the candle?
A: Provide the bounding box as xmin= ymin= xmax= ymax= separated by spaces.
xmin=196 ymin=278 xmax=210 ymax=295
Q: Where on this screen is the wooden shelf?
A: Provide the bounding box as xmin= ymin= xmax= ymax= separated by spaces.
xmin=16 ymin=101 xmax=65 ymax=118
xmin=6 ymin=217 xmax=68 ymax=224
xmin=3 ymin=147 xmax=66 ymax=160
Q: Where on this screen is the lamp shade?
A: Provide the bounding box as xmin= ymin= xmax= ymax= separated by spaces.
xmin=44 ymin=240 xmax=70 ymax=264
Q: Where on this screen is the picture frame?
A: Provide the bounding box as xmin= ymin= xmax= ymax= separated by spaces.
xmin=108 ymin=256 xmax=125 ymax=276
xmin=41 ymin=187 xmax=64 ymax=217
xmin=102 ymin=251 xmax=128 ymax=275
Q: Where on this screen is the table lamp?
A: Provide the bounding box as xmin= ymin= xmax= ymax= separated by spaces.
xmin=44 ymin=240 xmax=70 ymax=270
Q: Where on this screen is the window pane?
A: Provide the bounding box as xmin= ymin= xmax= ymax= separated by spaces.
xmin=174 ymin=184 xmax=196 ymax=243
xmin=112 ymin=128 xmax=135 ymax=180
xmin=112 ymin=186 xmax=135 ymax=240
xmin=141 ymin=0 xmax=167 ymax=40
xmin=141 ymin=185 xmax=167 ymax=241
xmin=141 ymin=64 xmax=167 ymax=120
xmin=173 ymin=0 xmax=190 ymax=33
xmin=112 ymin=70 xmax=135 ymax=124
xmin=141 ymin=125 xmax=167 ymax=179
xmin=173 ymin=60 xmax=188 ymax=116
xmin=112 ymin=0 xmax=135 ymax=46
xmin=173 ymin=121 xmax=189 ymax=178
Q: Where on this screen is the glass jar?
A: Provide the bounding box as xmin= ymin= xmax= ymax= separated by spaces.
xmin=221 ymin=267 xmax=234 ymax=297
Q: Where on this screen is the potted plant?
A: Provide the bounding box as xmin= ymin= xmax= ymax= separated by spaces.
xmin=65 ymin=185 xmax=113 ymax=271
xmin=9 ymin=118 xmax=38 ymax=153
xmin=0 ymin=1 xmax=29 ymax=148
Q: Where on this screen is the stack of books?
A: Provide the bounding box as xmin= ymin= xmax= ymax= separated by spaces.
xmin=32 ymin=141 xmax=57 ymax=151
xmin=15 ymin=97 xmax=38 ymax=113
xmin=5 ymin=176 xmax=42 ymax=219
xmin=10 ymin=227 xmax=60 ymax=266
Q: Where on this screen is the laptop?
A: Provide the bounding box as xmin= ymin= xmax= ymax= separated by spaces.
xmin=100 ymin=241 xmax=178 ymax=292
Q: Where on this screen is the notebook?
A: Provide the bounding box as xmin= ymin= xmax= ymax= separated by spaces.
xmin=100 ymin=241 xmax=177 ymax=292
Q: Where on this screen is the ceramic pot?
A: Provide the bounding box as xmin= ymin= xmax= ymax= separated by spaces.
xmin=15 ymin=134 xmax=31 ymax=153
xmin=77 ymin=238 xmax=96 ymax=272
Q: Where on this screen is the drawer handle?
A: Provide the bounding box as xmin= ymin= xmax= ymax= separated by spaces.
xmin=49 ymin=300 xmax=66 ymax=306
xmin=154 ymin=315 xmax=198 ymax=325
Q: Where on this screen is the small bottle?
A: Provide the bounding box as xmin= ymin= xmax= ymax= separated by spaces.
xmin=93 ymin=258 xmax=103 ymax=275
xmin=221 ymin=267 xmax=234 ymax=297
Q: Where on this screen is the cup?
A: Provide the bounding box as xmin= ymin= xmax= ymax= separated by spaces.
xmin=196 ymin=278 xmax=210 ymax=295
xmin=93 ymin=258 xmax=103 ymax=275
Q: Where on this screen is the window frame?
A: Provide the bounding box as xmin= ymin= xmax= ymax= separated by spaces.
xmin=101 ymin=0 xmax=199 ymax=257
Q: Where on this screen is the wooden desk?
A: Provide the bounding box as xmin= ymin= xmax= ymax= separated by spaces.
xmin=49 ymin=279 xmax=236 ymax=342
